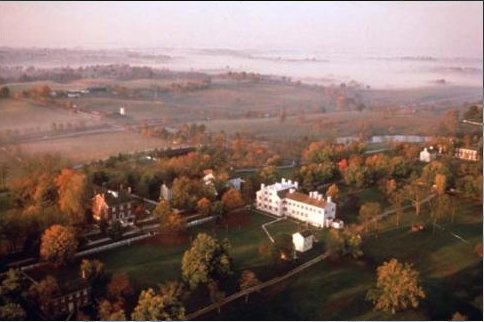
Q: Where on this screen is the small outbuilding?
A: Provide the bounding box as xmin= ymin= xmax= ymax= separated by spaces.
xmin=292 ymin=230 xmax=314 ymax=252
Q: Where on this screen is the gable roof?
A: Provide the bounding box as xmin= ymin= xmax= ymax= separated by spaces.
xmin=286 ymin=191 xmax=326 ymax=208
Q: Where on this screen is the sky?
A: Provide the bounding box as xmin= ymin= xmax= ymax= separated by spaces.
xmin=0 ymin=1 xmax=482 ymax=57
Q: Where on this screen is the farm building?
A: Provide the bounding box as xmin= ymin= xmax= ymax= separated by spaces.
xmin=455 ymin=148 xmax=479 ymax=161
xmin=256 ymin=179 xmax=339 ymax=228
xmin=292 ymin=231 xmax=314 ymax=252
xmin=419 ymin=147 xmax=436 ymax=162
xmin=91 ymin=187 xmax=136 ymax=225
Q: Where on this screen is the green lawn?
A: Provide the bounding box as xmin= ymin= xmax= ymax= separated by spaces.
xmin=208 ymin=198 xmax=483 ymax=321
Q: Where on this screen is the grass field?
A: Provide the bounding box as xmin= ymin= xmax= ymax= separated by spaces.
xmin=205 ymin=199 xmax=483 ymax=321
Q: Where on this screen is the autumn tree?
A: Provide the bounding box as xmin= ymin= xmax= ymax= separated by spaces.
xmin=181 ymin=233 xmax=232 ymax=289
xmin=197 ymin=197 xmax=212 ymax=216
xmin=107 ymin=272 xmax=134 ymax=301
xmin=326 ymin=183 xmax=340 ymax=202
xmin=55 ymin=169 xmax=87 ymax=225
xmin=221 ymin=188 xmax=244 ymax=212
xmin=239 ymin=270 xmax=261 ymax=303
xmin=208 ymin=279 xmax=225 ymax=314
xmin=403 ymin=180 xmax=428 ymax=216
xmin=154 ymin=199 xmax=172 ymax=219
xmin=80 ymin=259 xmax=105 ymax=282
xmin=98 ymin=299 xmax=126 ymax=321
xmin=366 ymin=258 xmax=425 ymax=314
xmin=40 ymin=225 xmax=78 ymax=266
xmin=359 ymin=202 xmax=381 ymax=233
xmin=28 ymin=275 xmax=60 ymax=307
xmin=451 ymin=312 xmax=468 ymax=321
xmin=131 ymin=282 xmax=185 ymax=320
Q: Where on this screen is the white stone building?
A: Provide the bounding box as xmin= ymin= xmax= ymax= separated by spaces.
xmin=419 ymin=147 xmax=435 ymax=163
xmin=256 ymin=179 xmax=338 ymax=228
xmin=455 ymin=148 xmax=479 ymax=161
xmin=292 ymin=231 xmax=314 ymax=252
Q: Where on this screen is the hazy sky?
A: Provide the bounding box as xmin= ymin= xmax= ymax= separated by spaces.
xmin=0 ymin=1 xmax=482 ymax=57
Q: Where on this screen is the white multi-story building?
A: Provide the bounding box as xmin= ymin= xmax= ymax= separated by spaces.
xmin=256 ymin=179 xmax=339 ymax=228
xmin=455 ymin=148 xmax=479 ymax=161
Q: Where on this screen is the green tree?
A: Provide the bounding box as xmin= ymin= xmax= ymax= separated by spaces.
xmin=40 ymin=225 xmax=78 ymax=266
xmin=239 ymin=270 xmax=261 ymax=303
xmin=0 ymin=269 xmax=24 ymax=300
xmin=181 ymin=233 xmax=232 ymax=289
xmin=131 ymin=284 xmax=185 ymax=321
xmin=366 ymin=258 xmax=425 ymax=314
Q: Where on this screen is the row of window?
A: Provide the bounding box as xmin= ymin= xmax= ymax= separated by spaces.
xmin=111 ymin=203 xmax=132 ymax=213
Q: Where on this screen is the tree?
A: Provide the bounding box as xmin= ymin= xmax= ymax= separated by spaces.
xmin=0 ymin=303 xmax=26 ymax=320
xmin=434 ymin=174 xmax=447 ymax=195
xmin=154 ymin=199 xmax=171 ymax=219
xmin=55 ymin=169 xmax=87 ymax=225
xmin=107 ymin=272 xmax=133 ymax=300
xmin=107 ymin=220 xmax=124 ymax=241
xmin=326 ymin=228 xmax=363 ymax=260
xmin=181 ymin=233 xmax=232 ymax=289
xmin=389 ymin=190 xmax=404 ymax=227
xmin=429 ymin=194 xmax=451 ymax=235
xmin=207 ymin=279 xmax=225 ymax=314
xmin=40 ymin=225 xmax=78 ymax=266
xmin=239 ymin=270 xmax=261 ymax=303
xmin=0 ymin=269 xmax=24 ymax=300
xmin=359 ymin=202 xmax=381 ymax=233
xmin=366 ymin=258 xmax=425 ymax=314
xmin=403 ymin=180 xmax=428 ymax=216
xmin=451 ymin=312 xmax=468 ymax=321
xmin=160 ymin=211 xmax=185 ymax=234
xmin=197 ymin=197 xmax=211 ymax=216
xmin=0 ymin=86 xmax=10 ymax=99
xmin=98 ymin=299 xmax=126 ymax=321
xmin=80 ymin=259 xmax=105 ymax=282
xmin=221 ymin=188 xmax=244 ymax=212
xmin=131 ymin=285 xmax=185 ymax=321
xmin=326 ymin=183 xmax=340 ymax=202
xmin=28 ymin=275 xmax=60 ymax=307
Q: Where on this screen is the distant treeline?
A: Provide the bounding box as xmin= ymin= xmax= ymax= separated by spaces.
xmin=0 ymin=64 xmax=209 ymax=84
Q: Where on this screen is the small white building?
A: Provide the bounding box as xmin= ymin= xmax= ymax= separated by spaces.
xmin=419 ymin=147 xmax=435 ymax=162
xmin=160 ymin=183 xmax=172 ymax=201
xmin=292 ymin=231 xmax=314 ymax=252
xmin=455 ymin=148 xmax=479 ymax=161
xmin=256 ymin=179 xmax=339 ymax=228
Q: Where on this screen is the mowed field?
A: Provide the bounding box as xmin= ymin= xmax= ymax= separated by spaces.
xmin=18 ymin=131 xmax=169 ymax=163
xmin=0 ymin=99 xmax=94 ymax=132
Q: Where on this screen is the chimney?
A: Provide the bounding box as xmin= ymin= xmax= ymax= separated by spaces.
xmin=288 ymin=179 xmax=292 ymax=185
xmin=261 ymin=183 xmax=265 ymax=189
xmin=327 ymin=196 xmax=332 ymax=203
xmin=295 ymin=181 xmax=299 ymax=189
xmin=128 ymin=186 xmax=132 ymax=194
xmin=282 ymin=178 xmax=286 ymax=184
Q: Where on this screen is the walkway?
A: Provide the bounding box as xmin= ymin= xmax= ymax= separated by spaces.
xmin=186 ymin=252 xmax=329 ymax=320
